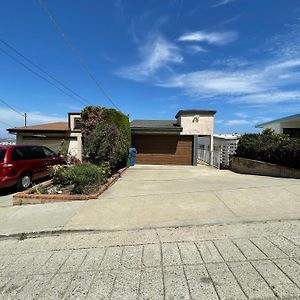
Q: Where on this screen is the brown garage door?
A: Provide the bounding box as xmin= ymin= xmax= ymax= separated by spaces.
xmin=132 ymin=134 xmax=193 ymax=165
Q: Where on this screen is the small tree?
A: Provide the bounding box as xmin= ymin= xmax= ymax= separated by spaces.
xmin=81 ymin=106 xmax=130 ymax=170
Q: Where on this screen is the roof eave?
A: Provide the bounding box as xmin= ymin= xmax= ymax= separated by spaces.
xmin=131 ymin=127 xmax=183 ymax=132
xmin=7 ymin=128 xmax=70 ymax=134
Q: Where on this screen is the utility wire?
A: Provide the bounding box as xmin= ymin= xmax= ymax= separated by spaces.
xmin=0 ymin=47 xmax=89 ymax=106
xmin=36 ymin=0 xmax=121 ymax=111
xmin=0 ymin=39 xmax=92 ymax=106
xmin=0 ymin=97 xmax=25 ymax=117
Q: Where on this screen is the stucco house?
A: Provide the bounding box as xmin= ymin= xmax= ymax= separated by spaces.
xmin=256 ymin=113 xmax=300 ymax=138
xmin=7 ymin=113 xmax=82 ymax=159
xmin=7 ymin=109 xmax=216 ymax=166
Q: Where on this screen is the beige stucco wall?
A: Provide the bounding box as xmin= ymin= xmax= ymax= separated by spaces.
xmin=69 ymin=132 xmax=82 ymax=159
xmin=178 ymin=114 xmax=214 ymax=136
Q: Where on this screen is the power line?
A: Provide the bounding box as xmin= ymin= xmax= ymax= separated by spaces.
xmin=0 ymin=39 xmax=92 ymax=106
xmin=0 ymin=47 xmax=89 ymax=106
xmin=36 ymin=0 xmax=121 ymax=111
xmin=0 ymin=97 xmax=24 ymax=117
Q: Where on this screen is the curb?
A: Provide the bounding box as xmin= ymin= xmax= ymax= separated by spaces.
xmin=1 ymin=217 xmax=299 ymax=241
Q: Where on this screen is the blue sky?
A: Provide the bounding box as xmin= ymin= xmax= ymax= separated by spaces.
xmin=1 ymin=0 xmax=300 ymax=137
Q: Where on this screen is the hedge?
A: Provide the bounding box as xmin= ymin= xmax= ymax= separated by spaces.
xmin=81 ymin=106 xmax=131 ymax=170
xmin=235 ymin=129 xmax=300 ymax=169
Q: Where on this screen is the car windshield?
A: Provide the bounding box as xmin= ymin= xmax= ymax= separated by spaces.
xmin=0 ymin=149 xmax=6 ymax=162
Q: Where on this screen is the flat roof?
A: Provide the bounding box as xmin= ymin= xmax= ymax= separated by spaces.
xmin=256 ymin=113 xmax=300 ymax=128
xmin=175 ymin=109 xmax=216 ymax=119
xmin=130 ymin=120 xmax=183 ymax=132
xmin=7 ymin=122 xmax=69 ymax=133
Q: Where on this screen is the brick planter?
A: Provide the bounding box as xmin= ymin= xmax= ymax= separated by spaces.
xmin=230 ymin=156 xmax=300 ymax=179
xmin=13 ymin=167 xmax=127 ymax=205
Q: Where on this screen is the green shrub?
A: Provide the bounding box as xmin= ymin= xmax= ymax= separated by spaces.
xmin=81 ymin=106 xmax=130 ymax=170
xmin=67 ymin=163 xmax=104 ymax=194
xmin=236 ymin=129 xmax=300 ymax=168
xmin=49 ymin=163 xmax=110 ymax=194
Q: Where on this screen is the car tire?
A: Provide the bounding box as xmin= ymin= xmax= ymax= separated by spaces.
xmin=17 ymin=173 xmax=32 ymax=191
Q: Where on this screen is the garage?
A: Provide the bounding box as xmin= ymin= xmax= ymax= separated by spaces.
xmin=132 ymin=134 xmax=193 ymax=165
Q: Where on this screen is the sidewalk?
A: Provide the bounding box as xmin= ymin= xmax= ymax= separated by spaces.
xmin=0 ymin=220 xmax=299 ymax=299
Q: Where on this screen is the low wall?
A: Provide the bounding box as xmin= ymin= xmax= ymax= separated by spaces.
xmin=230 ymin=156 xmax=300 ymax=179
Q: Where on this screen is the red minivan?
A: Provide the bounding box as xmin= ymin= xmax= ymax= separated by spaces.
xmin=0 ymin=145 xmax=64 ymax=191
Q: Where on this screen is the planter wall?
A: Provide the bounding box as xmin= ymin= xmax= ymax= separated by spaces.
xmin=230 ymin=156 xmax=300 ymax=179
xmin=13 ymin=167 xmax=127 ymax=205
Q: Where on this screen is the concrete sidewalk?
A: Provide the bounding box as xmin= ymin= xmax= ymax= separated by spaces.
xmin=0 ymin=165 xmax=299 ymax=236
xmin=0 ymin=220 xmax=300 ymax=299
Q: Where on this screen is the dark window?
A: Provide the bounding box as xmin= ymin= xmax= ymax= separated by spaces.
xmin=74 ymin=118 xmax=81 ymax=130
xmin=11 ymin=147 xmax=29 ymax=161
xmin=43 ymin=147 xmax=57 ymax=158
xmin=0 ymin=149 xmax=6 ymax=162
xmin=28 ymin=146 xmax=46 ymax=159
xmin=283 ymin=128 xmax=300 ymax=139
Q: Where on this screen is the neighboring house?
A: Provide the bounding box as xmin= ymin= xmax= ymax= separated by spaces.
xmin=256 ymin=113 xmax=300 ymax=138
xmin=7 ymin=109 xmax=217 ymax=166
xmin=7 ymin=113 xmax=82 ymax=159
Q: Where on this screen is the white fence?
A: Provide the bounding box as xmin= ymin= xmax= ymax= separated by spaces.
xmin=197 ymin=149 xmax=210 ymax=165
xmin=217 ymin=142 xmax=238 ymax=167
xmin=197 ymin=149 xmax=220 ymax=169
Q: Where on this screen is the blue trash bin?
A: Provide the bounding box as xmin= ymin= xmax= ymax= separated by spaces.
xmin=129 ymin=148 xmax=137 ymax=167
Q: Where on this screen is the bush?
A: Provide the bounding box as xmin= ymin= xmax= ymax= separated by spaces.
xmin=81 ymin=106 xmax=130 ymax=170
xmin=49 ymin=163 xmax=110 ymax=194
xmin=236 ymin=129 xmax=300 ymax=168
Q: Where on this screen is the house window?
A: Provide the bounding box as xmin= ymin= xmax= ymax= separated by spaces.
xmin=74 ymin=117 xmax=81 ymax=130
xmin=283 ymin=128 xmax=300 ymax=139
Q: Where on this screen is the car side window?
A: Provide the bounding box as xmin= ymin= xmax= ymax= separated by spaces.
xmin=28 ymin=146 xmax=46 ymax=160
xmin=11 ymin=147 xmax=28 ymax=161
xmin=43 ymin=147 xmax=57 ymax=158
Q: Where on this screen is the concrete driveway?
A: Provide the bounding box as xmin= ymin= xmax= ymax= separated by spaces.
xmin=66 ymin=165 xmax=300 ymax=231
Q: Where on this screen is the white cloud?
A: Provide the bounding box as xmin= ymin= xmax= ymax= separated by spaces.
xmin=118 ymin=23 xmax=300 ymax=107
xmin=117 ymin=36 xmax=183 ymax=81
xmin=231 ymin=91 xmax=300 ymax=104
xmin=178 ymin=31 xmax=238 ymax=45
xmin=213 ymin=0 xmax=237 ymax=7
xmin=160 ymin=69 xmax=264 ymax=97
xmin=234 ymin=112 xmax=248 ymax=118
xmin=224 ymin=119 xmax=251 ymax=126
xmin=185 ymin=45 xmax=207 ymax=54
xmin=0 ymin=107 xmax=65 ymax=137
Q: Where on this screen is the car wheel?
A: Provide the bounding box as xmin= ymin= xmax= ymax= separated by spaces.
xmin=17 ymin=173 xmax=32 ymax=191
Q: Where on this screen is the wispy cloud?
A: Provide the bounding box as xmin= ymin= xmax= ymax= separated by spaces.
xmin=224 ymin=119 xmax=251 ymax=126
xmin=178 ymin=31 xmax=238 ymax=45
xmin=185 ymin=45 xmax=207 ymax=54
xmin=117 ymin=36 xmax=183 ymax=81
xmin=118 ymin=22 xmax=300 ymax=107
xmin=213 ymin=0 xmax=237 ymax=8
xmin=230 ymin=91 xmax=300 ymax=104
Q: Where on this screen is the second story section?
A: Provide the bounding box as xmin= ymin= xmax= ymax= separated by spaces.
xmin=175 ymin=110 xmax=216 ymax=136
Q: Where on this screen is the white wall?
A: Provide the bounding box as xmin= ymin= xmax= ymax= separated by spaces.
xmin=261 ymin=120 xmax=300 ymax=133
xmin=260 ymin=122 xmax=281 ymax=133
xmin=178 ymin=114 xmax=214 ymax=135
